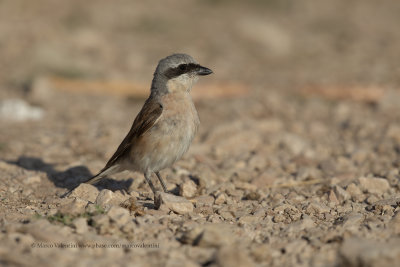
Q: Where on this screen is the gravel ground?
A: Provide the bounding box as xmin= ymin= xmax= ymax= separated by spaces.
xmin=1 ymin=1 xmax=400 ymax=266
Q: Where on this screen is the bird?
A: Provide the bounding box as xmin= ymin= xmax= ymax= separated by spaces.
xmin=61 ymin=53 xmax=213 ymax=198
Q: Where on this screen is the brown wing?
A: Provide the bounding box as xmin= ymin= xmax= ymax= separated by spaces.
xmin=101 ymin=98 xmax=163 ymax=171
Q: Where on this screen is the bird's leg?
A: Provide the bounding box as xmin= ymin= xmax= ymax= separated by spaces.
xmin=144 ymin=172 xmax=157 ymax=196
xmin=155 ymin=171 xmax=168 ymax=193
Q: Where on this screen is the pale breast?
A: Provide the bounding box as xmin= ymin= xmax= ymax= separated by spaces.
xmin=159 ymin=91 xmax=200 ymax=137
xmin=130 ymin=91 xmax=199 ymax=172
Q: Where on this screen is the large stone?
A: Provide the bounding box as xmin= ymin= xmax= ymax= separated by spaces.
xmin=95 ymin=189 xmax=128 ymax=209
xmin=155 ymin=192 xmax=194 ymax=214
xmin=95 ymin=189 xmax=114 ymax=207
xmin=358 ymin=177 xmax=390 ymax=195
xmin=107 ymin=206 xmax=131 ymax=226
xmin=180 ymin=180 xmax=198 ymax=198
xmin=69 ymin=183 xmax=99 ymax=203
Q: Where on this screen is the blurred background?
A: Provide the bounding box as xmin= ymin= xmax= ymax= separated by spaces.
xmin=1 ymin=0 xmax=399 ymax=92
xmin=2 ymin=1 xmax=400 ymax=265
xmin=0 ymin=0 xmax=400 ymax=184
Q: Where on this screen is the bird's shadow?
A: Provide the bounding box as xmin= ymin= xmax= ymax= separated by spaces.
xmin=9 ymin=156 xmax=133 ymax=193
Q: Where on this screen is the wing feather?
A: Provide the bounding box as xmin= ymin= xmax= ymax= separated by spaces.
xmin=101 ymin=98 xmax=163 ymax=171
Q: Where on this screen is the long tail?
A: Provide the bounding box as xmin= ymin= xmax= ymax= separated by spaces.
xmin=60 ymin=165 xmax=120 ymax=198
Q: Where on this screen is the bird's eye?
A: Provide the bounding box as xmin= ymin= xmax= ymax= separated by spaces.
xmin=179 ymin=64 xmax=187 ymax=71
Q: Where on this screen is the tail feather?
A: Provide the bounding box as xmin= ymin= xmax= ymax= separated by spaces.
xmin=60 ymin=165 xmax=120 ymax=198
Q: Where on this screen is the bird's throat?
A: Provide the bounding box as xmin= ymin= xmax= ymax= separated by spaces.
xmin=166 ymin=76 xmax=195 ymax=93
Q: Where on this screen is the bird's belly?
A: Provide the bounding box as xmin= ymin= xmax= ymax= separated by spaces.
xmin=130 ymin=111 xmax=199 ymax=172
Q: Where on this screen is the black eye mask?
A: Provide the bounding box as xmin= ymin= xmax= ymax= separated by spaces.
xmin=164 ymin=63 xmax=200 ymax=79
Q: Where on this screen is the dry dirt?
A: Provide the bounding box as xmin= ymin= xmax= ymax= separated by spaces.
xmin=1 ymin=1 xmax=400 ymax=266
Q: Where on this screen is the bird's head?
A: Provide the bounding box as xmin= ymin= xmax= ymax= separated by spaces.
xmin=152 ymin=53 xmax=213 ymax=94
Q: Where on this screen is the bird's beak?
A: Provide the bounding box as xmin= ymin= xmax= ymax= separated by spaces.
xmin=196 ymin=65 xmax=213 ymax=76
